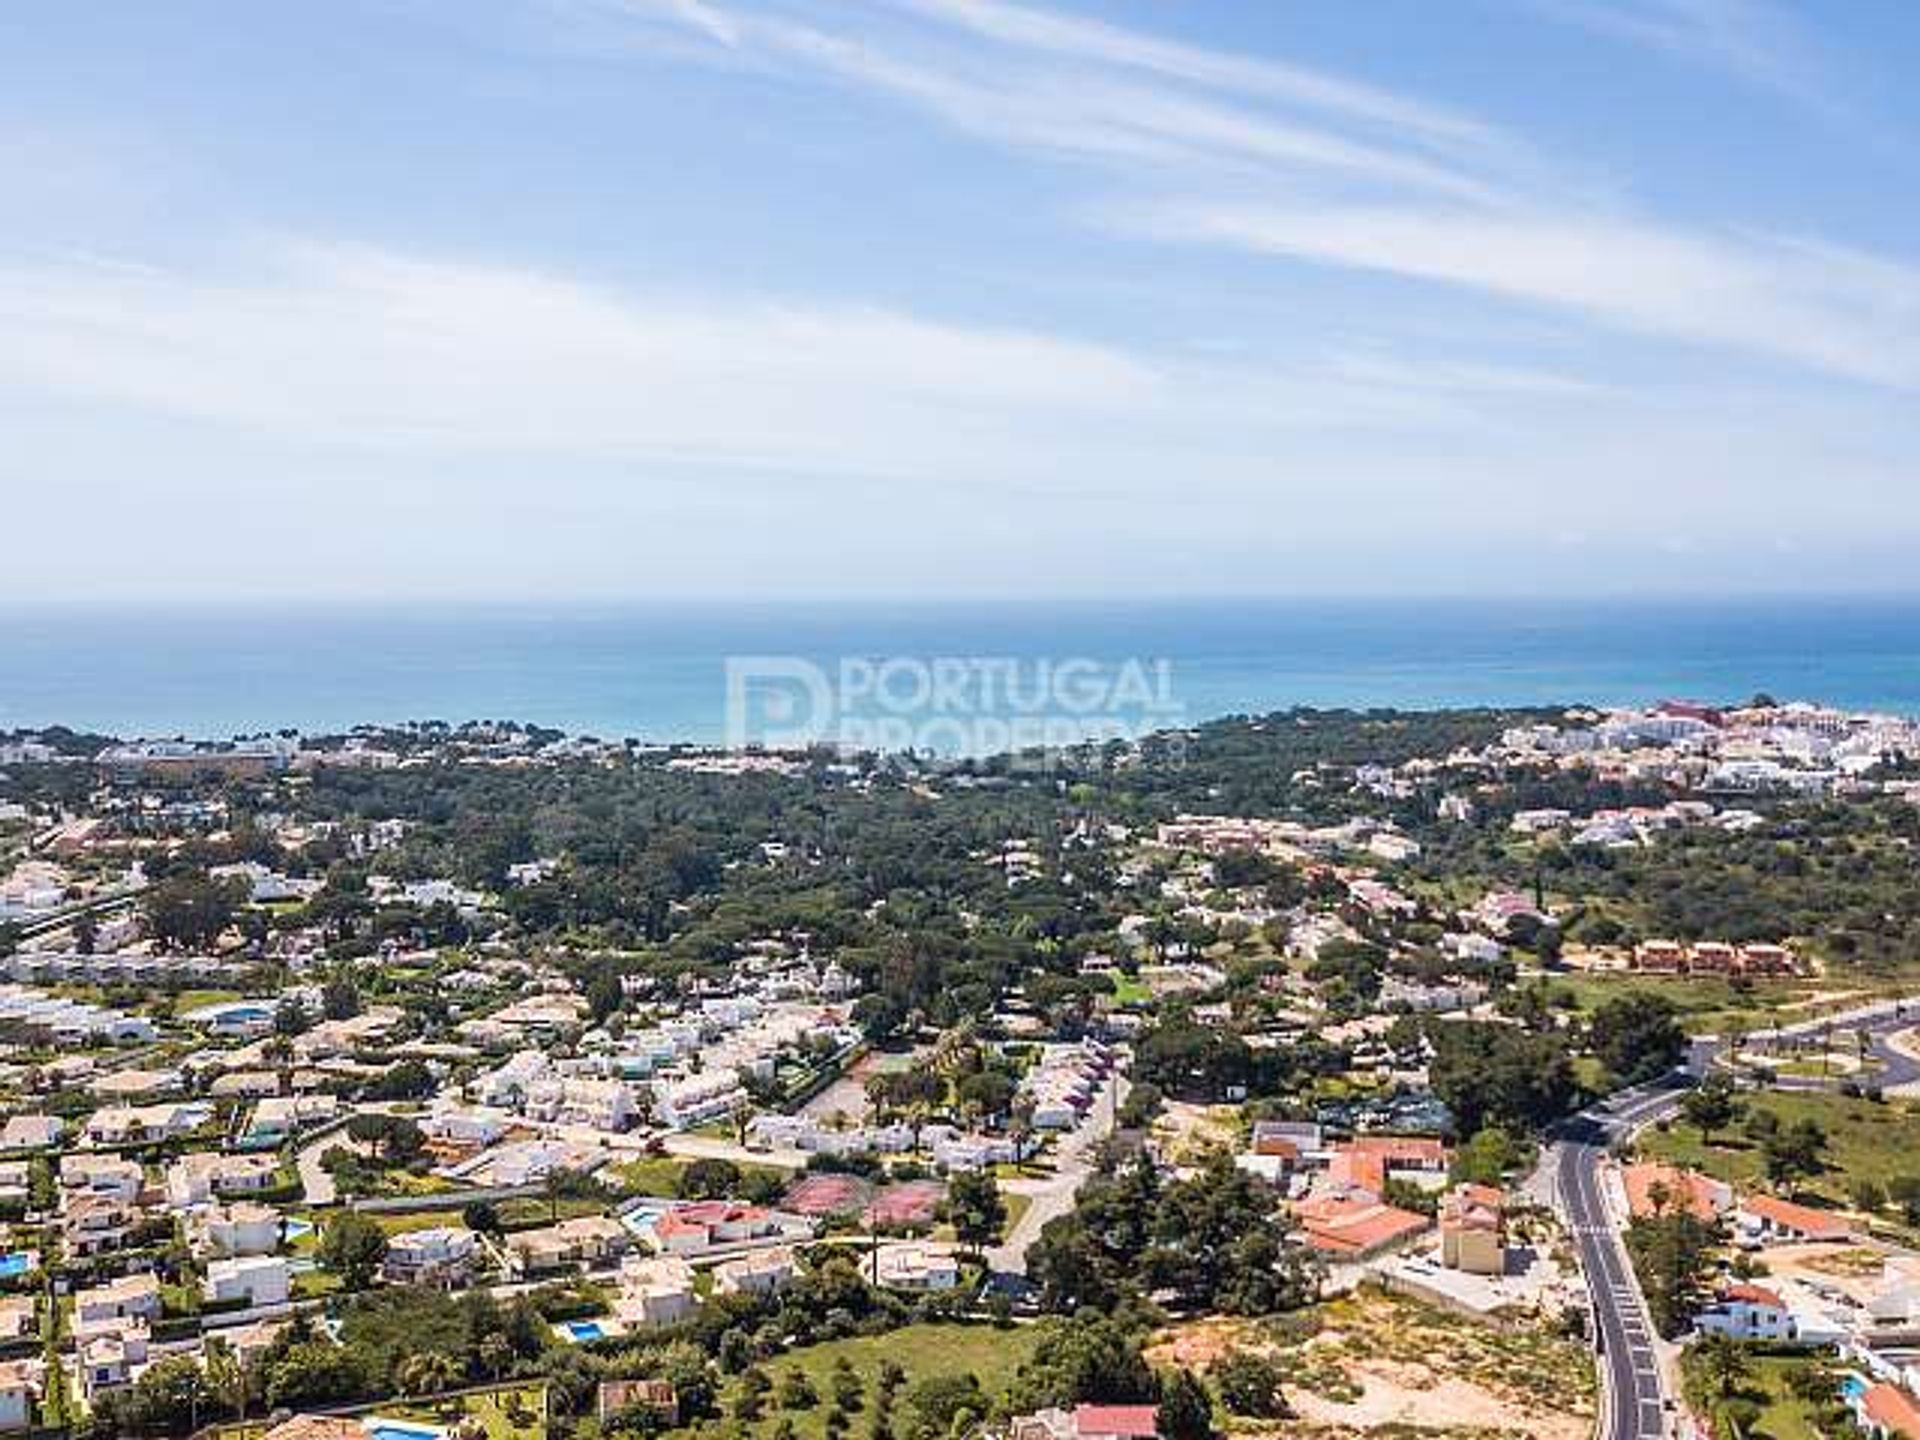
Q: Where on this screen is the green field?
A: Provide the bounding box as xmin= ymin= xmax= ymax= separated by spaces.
xmin=683 ymin=1322 xmax=1042 ymax=1440
xmin=1535 ymin=970 xmax=1871 ymax=1037
xmin=611 ymin=1154 xmax=792 ymax=1197
xmin=1637 ymin=1090 xmax=1920 ymax=1205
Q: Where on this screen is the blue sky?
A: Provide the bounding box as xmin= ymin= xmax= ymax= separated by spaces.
xmin=2 ymin=0 xmax=1917 ymax=600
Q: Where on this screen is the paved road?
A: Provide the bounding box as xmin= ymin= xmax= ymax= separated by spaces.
xmin=1563 ymin=995 xmax=1920 ymax=1439
xmin=1559 ymin=1083 xmax=1689 ymax=1440
xmin=987 ymin=1072 xmax=1125 ymax=1274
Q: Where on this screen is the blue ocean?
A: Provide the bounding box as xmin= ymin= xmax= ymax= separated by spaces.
xmin=2 ymin=597 xmax=1918 ymax=743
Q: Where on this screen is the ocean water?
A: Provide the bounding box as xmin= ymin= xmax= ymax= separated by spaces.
xmin=2 ymin=597 xmax=1919 ymax=744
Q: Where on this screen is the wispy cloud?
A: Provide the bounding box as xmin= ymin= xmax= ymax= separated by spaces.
xmin=1131 ymin=203 xmax=1920 ymax=390
xmin=592 ymin=0 xmax=1913 ymax=391
xmin=1524 ymin=0 xmax=1829 ymax=105
xmin=890 ymin=0 xmax=1513 ymax=161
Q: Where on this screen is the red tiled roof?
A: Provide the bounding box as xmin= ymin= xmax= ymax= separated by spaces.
xmin=1621 ymin=1163 xmax=1725 ymax=1221
xmin=1345 ymin=1136 xmax=1448 ymax=1166
xmin=1742 ymin=1194 xmax=1851 ymax=1238
xmin=1073 ymin=1405 xmax=1159 ymax=1439
xmin=1720 ymin=1283 xmax=1785 ymax=1310
xmin=1865 ymin=1383 xmax=1920 ymax=1440
xmin=1294 ymin=1196 xmax=1431 ymax=1256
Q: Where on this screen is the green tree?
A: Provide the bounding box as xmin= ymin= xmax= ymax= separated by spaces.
xmin=680 ymin=1157 xmax=743 ymax=1199
xmin=1210 ymin=1352 xmax=1289 ymax=1419
xmin=948 ymin=1169 xmax=1008 ymax=1258
xmin=396 ymin=1350 xmax=462 ymax=1397
xmin=1626 ymin=1184 xmax=1723 ymax=1337
xmin=1012 ymin=1315 xmax=1158 ymax=1410
xmin=319 ymin=1210 xmax=390 ymax=1290
xmin=1156 ymin=1370 xmax=1213 ymax=1440
xmin=1680 ymin=1075 xmax=1739 ymax=1145
xmin=1589 ymin=993 xmax=1687 ymax=1085
xmin=831 ymin=1357 xmax=865 ymax=1412
xmin=1694 ymin=1333 xmax=1751 ymax=1402
xmin=779 ymin=1370 xmax=820 ymax=1411
xmin=1762 ymin=1119 xmax=1826 ymax=1187
xmin=903 ymin=1374 xmax=984 ymax=1440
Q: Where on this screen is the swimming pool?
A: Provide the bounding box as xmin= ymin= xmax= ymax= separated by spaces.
xmin=1842 ymin=1373 xmax=1869 ymax=1402
xmin=283 ymin=1218 xmax=315 ymax=1240
xmin=620 ymin=1205 xmax=665 ymax=1237
xmin=0 ymin=1253 xmax=35 ymax=1279
xmin=363 ymin=1421 xmax=443 ymax=1440
xmin=565 ymin=1320 xmax=607 ymax=1342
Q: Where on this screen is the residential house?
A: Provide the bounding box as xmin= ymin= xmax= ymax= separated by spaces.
xmin=383 ymin=1226 xmax=480 ymax=1287
xmin=77 ymin=1327 xmax=148 ymax=1400
xmin=1856 ymin=1382 xmax=1920 ymax=1440
xmin=1011 ymin=1406 xmax=1161 ymax=1440
xmin=83 ymin=1102 xmax=209 ymax=1149
xmin=0 ymin=1358 xmax=40 ymax=1432
xmin=204 ymin=1255 xmax=291 ymax=1308
xmin=506 ymin=1216 xmax=630 ymax=1277
xmin=166 ymin=1151 xmax=278 ymax=1208
xmin=1439 ymin=1184 xmax=1506 ymax=1276
xmin=1738 ymin=1195 xmax=1853 ymax=1245
xmin=1694 ymin=1284 xmax=1796 ymax=1343
xmin=873 ymin=1242 xmax=960 ymax=1292
xmin=1292 ymin=1193 xmax=1431 ymax=1259
xmin=195 ymin=1202 xmax=284 ymax=1259
xmin=713 ymin=1246 xmax=795 ymax=1297
xmin=613 ymin=1256 xmax=700 ymax=1328
xmin=73 ymin=1274 xmax=161 ymax=1330
xmin=598 ymin=1379 xmax=680 ymax=1427
xmin=1620 ymin=1163 xmax=1734 ymax=1222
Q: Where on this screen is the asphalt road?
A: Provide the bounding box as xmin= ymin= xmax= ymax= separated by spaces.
xmin=987 ymin=1071 xmax=1125 ymax=1274
xmin=1559 ymin=1083 xmax=1689 ymax=1440
xmin=1563 ymin=996 xmax=1920 ymax=1439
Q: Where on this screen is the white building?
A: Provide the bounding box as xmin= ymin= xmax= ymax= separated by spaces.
xmin=204 ymin=1255 xmax=291 ymax=1309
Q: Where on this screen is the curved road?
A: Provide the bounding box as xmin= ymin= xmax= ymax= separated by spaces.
xmin=1564 ymin=997 xmax=1920 ymax=1440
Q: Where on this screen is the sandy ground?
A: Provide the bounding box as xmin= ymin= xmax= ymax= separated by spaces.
xmin=1759 ymin=1240 xmax=1896 ymax=1303
xmin=1154 ymin=1100 xmax=1242 ymax=1163
xmin=1148 ymin=1299 xmax=1593 ymax=1440
xmin=1286 ymin=1362 xmax=1588 ymax=1440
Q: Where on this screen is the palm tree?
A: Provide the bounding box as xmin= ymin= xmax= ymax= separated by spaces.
xmin=204 ymin=1337 xmax=251 ymax=1421
xmin=865 ymin=1074 xmax=894 ymax=1125
xmin=477 ymin=1335 xmax=513 ymax=1384
xmin=397 ymin=1351 xmax=463 ymax=1398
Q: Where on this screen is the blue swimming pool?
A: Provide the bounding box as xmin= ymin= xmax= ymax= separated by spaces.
xmin=620 ymin=1205 xmax=665 ymax=1237
xmin=365 ymin=1423 xmax=442 ymax=1440
xmin=1842 ymin=1373 xmax=1869 ymax=1402
xmin=0 ymin=1253 xmax=34 ymax=1278
xmin=566 ymin=1320 xmax=607 ymax=1342
xmin=283 ymin=1218 xmax=315 ymax=1240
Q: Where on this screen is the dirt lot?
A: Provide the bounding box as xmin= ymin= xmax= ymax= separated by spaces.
xmin=1154 ymin=1101 xmax=1242 ymax=1163
xmin=1149 ymin=1287 xmax=1595 ymax=1439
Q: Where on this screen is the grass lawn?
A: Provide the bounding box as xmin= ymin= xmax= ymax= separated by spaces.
xmin=1109 ymin=974 xmax=1152 ymax=1006
xmin=610 ymin=1154 xmax=791 ymax=1198
xmin=1536 ymin=971 xmax=1862 ymax=1037
xmin=683 ymin=1323 xmax=1042 ymax=1440
xmin=999 ymin=1189 xmax=1032 ymax=1239
xmin=1682 ymin=1350 xmax=1830 ymax=1440
xmin=1637 ymin=1090 xmax=1920 ymax=1205
xmin=371 ymin=1206 xmax=472 ymax=1236
xmin=385 ymin=1384 xmax=548 ymax=1440
xmin=498 ymin=1195 xmax=609 ymax=1229
xmin=172 ymin=987 xmax=247 ymax=1012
